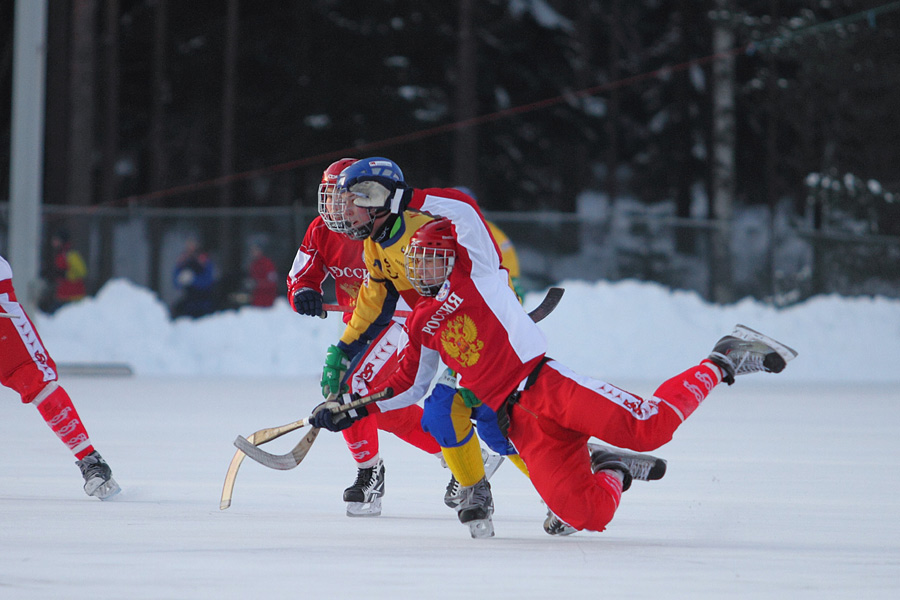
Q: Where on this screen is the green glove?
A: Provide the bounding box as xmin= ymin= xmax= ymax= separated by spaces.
xmin=458 ymin=386 xmax=482 ymax=408
xmin=321 ymin=345 xmax=350 ymax=398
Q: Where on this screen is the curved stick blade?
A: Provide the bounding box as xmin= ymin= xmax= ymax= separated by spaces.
xmin=234 ymin=427 xmax=321 ymax=471
xmin=527 ymin=287 xmax=564 ymax=322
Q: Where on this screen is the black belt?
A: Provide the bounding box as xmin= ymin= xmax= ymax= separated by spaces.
xmin=496 ymin=356 xmax=550 ymax=438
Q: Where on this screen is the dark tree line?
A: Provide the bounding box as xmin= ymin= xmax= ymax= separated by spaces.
xmin=2 ymin=0 xmax=899 ymax=221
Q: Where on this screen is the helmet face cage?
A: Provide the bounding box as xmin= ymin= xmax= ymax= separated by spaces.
xmin=317 ymin=158 xmax=358 ymax=234
xmin=317 ymin=182 xmax=348 ymax=234
xmin=404 ymin=245 xmax=455 ymax=297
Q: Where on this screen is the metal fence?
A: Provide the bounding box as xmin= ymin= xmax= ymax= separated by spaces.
xmin=2 ymin=202 xmax=899 ymax=316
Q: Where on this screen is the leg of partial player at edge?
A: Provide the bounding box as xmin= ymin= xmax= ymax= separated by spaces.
xmin=0 ymin=267 xmax=119 ymax=501
xmin=30 ymin=382 xmax=121 ymax=500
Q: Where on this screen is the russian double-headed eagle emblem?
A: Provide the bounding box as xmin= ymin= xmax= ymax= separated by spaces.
xmin=339 ymin=282 xmax=361 ymax=305
xmin=440 ymin=315 xmax=484 ymax=367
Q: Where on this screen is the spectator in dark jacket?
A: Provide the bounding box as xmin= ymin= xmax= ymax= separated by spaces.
xmin=172 ymin=237 xmax=217 ymax=319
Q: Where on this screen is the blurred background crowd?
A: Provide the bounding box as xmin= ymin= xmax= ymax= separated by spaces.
xmin=2 ymin=1 xmax=898 ymax=318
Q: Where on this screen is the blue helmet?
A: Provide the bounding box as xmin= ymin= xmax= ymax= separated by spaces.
xmin=336 ymin=157 xmax=406 ymax=209
xmin=332 ymin=157 xmax=406 ymax=240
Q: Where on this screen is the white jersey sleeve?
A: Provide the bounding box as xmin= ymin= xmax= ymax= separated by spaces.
xmin=0 ymin=254 xmax=12 ymax=281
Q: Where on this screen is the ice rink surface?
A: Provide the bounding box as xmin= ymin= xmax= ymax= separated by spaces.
xmin=1 ymin=375 xmax=897 ymax=599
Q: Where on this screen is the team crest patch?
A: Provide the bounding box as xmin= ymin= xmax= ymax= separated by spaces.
xmin=340 ymin=282 xmax=361 ymax=303
xmin=435 ymin=280 xmax=451 ymax=302
xmin=440 ymin=314 xmax=484 ymax=367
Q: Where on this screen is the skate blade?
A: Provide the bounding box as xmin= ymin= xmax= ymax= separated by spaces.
xmin=466 ymin=518 xmax=495 ymax=539
xmin=346 ymin=498 xmax=382 ymax=517
xmin=85 ymin=476 xmax=121 ymax=500
xmin=732 ymin=324 xmax=798 ymax=366
xmin=483 ymin=454 xmax=505 ymax=481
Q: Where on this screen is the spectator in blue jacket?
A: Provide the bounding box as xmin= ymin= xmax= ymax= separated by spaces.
xmin=172 ymin=237 xmax=217 ymax=319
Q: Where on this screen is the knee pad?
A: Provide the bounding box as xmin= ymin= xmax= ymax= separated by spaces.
xmin=472 ymin=403 xmax=516 ymax=456
xmin=422 ymin=384 xmax=473 ymax=448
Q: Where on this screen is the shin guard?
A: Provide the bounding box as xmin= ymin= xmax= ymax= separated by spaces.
xmin=32 ymin=382 xmax=94 ymax=459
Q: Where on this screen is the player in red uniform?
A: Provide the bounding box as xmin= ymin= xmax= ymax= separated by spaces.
xmin=1 ymin=253 xmax=120 ymax=500
xmin=312 ymin=218 xmax=798 ymax=536
xmin=287 ymin=159 xmax=443 ymax=516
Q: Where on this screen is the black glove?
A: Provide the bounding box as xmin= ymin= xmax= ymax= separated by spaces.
xmin=292 ymin=287 xmax=323 ymax=317
xmin=310 ymin=394 xmax=369 ymax=432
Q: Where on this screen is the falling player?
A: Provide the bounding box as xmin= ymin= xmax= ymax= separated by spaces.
xmin=311 ymin=216 xmax=797 ymax=536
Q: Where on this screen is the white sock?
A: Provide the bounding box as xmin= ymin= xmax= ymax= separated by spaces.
xmin=357 ymin=454 xmax=381 ymax=469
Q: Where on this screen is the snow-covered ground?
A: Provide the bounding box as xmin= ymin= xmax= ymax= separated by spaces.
xmin=1 ymin=279 xmax=899 ymax=598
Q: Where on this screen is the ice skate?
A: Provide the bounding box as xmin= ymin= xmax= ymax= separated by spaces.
xmin=543 ymin=509 xmax=577 ymax=536
xmin=444 ymin=475 xmax=461 ymax=509
xmin=589 ymin=446 xmax=633 ymax=491
xmin=343 ymin=458 xmax=385 ymax=517
xmin=586 ymin=443 xmax=667 ymax=483
xmin=707 ymin=324 xmax=798 ymax=385
xmin=456 ymin=477 xmax=494 ymax=538
xmin=76 ymin=451 xmax=120 ymax=500
xmin=444 ymin=448 xmax=505 ymax=509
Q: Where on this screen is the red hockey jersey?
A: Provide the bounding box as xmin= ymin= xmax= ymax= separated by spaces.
xmin=287 ymin=217 xmax=368 ymax=324
xmin=369 ymin=246 xmax=546 ymax=414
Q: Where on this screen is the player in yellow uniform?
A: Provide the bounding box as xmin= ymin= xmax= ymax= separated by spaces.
xmin=487 ymin=221 xmax=523 ymax=301
xmin=319 ymin=158 xmax=525 ymax=535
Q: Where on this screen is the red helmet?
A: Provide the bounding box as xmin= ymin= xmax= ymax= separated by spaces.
xmin=318 ymin=158 xmax=358 ymax=233
xmin=404 ymin=218 xmax=457 ymax=297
